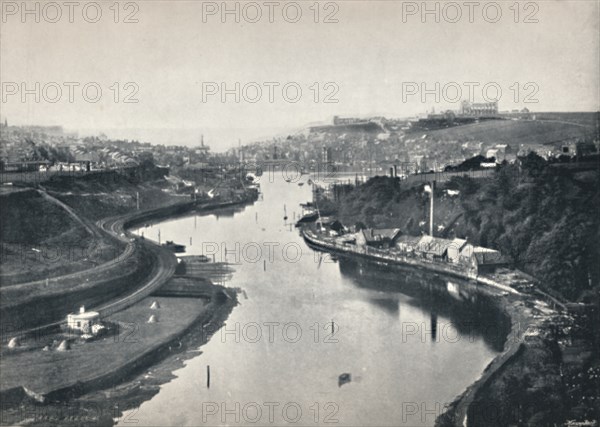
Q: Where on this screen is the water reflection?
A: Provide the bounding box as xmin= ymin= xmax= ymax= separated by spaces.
xmin=337 ymin=257 xmax=510 ymax=352
xmin=119 ymin=176 xmax=509 ymax=427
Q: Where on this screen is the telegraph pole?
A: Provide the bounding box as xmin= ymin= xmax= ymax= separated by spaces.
xmin=429 ymin=181 xmax=435 ymax=237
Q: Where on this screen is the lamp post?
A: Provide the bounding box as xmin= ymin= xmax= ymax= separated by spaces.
xmin=424 ymin=181 xmax=435 ymax=236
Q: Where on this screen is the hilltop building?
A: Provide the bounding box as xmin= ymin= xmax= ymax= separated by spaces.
xmin=460 ymin=100 xmax=498 ymax=116
xmin=333 ymin=116 xmax=368 ymax=126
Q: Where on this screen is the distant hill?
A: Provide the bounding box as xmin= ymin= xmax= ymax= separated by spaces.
xmin=309 ymin=121 xmax=384 ymax=134
xmin=415 ymin=113 xmax=598 ymax=146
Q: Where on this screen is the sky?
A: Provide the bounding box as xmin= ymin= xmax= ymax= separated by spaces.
xmin=1 ymin=0 xmax=599 ymax=150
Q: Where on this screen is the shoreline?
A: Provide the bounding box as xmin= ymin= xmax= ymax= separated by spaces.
xmin=0 ymin=192 xmax=258 ymax=410
xmin=302 ymin=228 xmax=520 ymax=295
xmin=0 ymin=287 xmax=238 ymax=425
xmin=1 ymin=191 xmax=258 ymax=334
xmin=301 ymin=226 xmax=557 ymax=427
xmin=435 ymin=293 xmax=539 ymax=426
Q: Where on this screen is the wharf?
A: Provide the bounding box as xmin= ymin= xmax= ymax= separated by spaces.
xmin=301 ymin=228 xmax=520 ymax=295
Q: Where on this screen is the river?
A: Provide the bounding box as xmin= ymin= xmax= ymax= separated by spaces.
xmin=124 ymin=174 xmax=509 ymax=426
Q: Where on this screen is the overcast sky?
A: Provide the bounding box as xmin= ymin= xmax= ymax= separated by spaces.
xmin=1 ymin=0 xmax=598 ymax=150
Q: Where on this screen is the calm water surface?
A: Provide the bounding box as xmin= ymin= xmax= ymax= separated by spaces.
xmin=124 ymin=175 xmax=508 ymax=426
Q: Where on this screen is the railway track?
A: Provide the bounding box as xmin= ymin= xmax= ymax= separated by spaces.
xmin=2 ymin=192 xmax=257 ymax=336
xmin=2 ymin=192 xmax=177 ymax=335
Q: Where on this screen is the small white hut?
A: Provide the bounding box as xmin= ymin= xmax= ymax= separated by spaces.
xmin=67 ymin=306 xmax=100 ymax=334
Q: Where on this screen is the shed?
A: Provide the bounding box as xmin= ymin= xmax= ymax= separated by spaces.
xmin=356 ymin=229 xmax=402 ymax=249
xmin=395 ymin=235 xmax=421 ymax=253
xmin=67 ymin=307 xmax=100 ymax=333
xmin=473 ymin=248 xmax=507 ymax=273
xmin=447 ymin=238 xmax=468 ymax=263
xmin=416 ymin=236 xmax=454 ymax=260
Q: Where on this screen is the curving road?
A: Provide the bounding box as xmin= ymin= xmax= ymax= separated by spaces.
xmin=4 ymin=191 xmax=256 ymax=335
xmin=4 ymin=191 xmax=178 ymax=334
xmin=92 ymin=213 xmax=177 ymax=317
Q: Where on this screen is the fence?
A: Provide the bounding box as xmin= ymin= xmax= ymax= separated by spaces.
xmin=0 ymin=166 xmax=140 ymax=184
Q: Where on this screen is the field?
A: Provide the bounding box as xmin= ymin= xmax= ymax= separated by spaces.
xmin=0 ymin=296 xmax=209 ymax=397
xmin=420 ymin=115 xmax=598 ymax=146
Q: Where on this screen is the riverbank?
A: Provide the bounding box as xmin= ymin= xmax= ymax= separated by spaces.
xmin=0 ymin=190 xmax=257 ymax=419
xmin=300 ymin=226 xmax=574 ymax=426
xmin=435 ymin=291 xmax=547 ymax=426
xmin=0 ymin=189 xmax=258 ymax=332
xmin=302 ymin=228 xmax=521 ymax=295
xmin=0 ymin=279 xmax=238 ymax=411
xmin=441 ymin=298 xmax=599 ymax=426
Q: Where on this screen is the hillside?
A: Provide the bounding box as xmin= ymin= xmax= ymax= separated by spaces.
xmin=420 ymin=117 xmax=597 ymax=146
xmin=0 ymin=188 xmax=83 ymax=244
xmin=321 ymin=176 xmax=462 ymax=236
xmin=0 ymin=188 xmax=120 ymax=285
xmin=324 ymin=156 xmax=600 ymax=301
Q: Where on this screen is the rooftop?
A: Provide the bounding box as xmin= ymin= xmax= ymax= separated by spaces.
xmin=68 ymin=311 xmax=100 ymax=320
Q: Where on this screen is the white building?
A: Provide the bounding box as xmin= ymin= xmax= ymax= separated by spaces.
xmin=67 ymin=306 xmax=100 ymax=333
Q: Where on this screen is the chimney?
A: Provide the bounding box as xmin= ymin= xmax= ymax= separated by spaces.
xmin=80 ymin=305 xmax=85 ymax=313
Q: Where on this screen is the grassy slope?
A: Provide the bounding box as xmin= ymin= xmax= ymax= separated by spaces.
xmin=42 ymin=172 xmax=187 ymax=221
xmin=0 ymin=189 xmax=119 ymax=285
xmin=0 ymin=189 xmax=84 ymax=244
xmin=422 ymin=119 xmax=594 ymax=145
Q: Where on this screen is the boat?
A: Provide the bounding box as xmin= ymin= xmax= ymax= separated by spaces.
xmin=295 ymin=203 xmax=318 ymax=226
xmin=161 ymin=240 xmax=186 ymax=253
xmin=295 ymin=211 xmax=319 ymax=226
